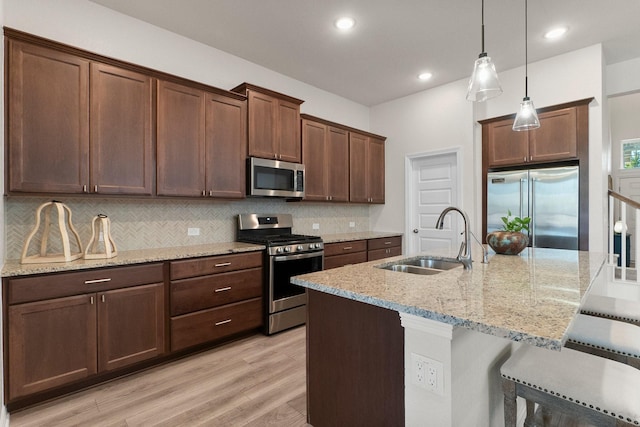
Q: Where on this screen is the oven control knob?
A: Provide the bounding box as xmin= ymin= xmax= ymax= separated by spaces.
xmin=284 ymin=247 xmax=291 ymax=252
xmin=297 ymin=245 xmax=303 ymax=251
xmin=314 ymin=243 xmax=320 ymax=249
xmin=276 ymin=247 xmax=283 ymax=254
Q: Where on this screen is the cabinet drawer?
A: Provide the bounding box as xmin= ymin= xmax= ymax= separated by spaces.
xmin=171 ymin=268 xmax=262 ymax=316
xmin=170 ymin=252 xmax=263 ymax=280
xmin=170 ymin=298 xmax=262 ymax=351
xmin=323 ymin=240 xmax=367 ymax=257
xmin=7 ymin=263 xmax=163 ymax=304
xmin=324 ymin=252 xmax=368 ymax=270
xmin=367 ymin=236 xmax=402 ymax=251
xmin=367 ymin=246 xmax=402 ymax=261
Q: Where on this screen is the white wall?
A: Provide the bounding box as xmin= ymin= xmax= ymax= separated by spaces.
xmin=371 ymin=44 xmax=608 ymax=253
xmin=4 ymin=0 xmax=370 ymax=131
xmin=607 ymin=57 xmax=640 ymax=97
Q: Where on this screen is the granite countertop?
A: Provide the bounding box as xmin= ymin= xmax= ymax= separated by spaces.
xmin=321 ymin=231 xmax=402 ymax=243
xmin=292 ymin=248 xmax=607 ymax=350
xmin=1 ymin=242 xmax=265 ymax=277
xmin=1 ymin=231 xmax=403 ymax=277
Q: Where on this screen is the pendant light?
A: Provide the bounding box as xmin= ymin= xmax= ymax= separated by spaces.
xmin=512 ymin=0 xmax=540 ymax=131
xmin=466 ymin=0 xmax=502 ymax=102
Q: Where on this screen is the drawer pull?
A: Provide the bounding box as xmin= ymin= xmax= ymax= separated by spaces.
xmin=84 ymin=278 xmax=111 ymax=284
xmin=384 ymin=241 xmax=392 ymax=245
xmin=214 ymin=287 xmax=232 ymax=293
xmin=214 ymin=262 xmax=232 ymax=267
xmin=343 ymin=246 xmax=353 ymax=250
xmin=215 ymin=319 xmax=232 ymax=326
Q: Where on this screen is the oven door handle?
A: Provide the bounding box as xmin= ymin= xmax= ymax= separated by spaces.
xmin=273 ymin=251 xmax=324 ymax=262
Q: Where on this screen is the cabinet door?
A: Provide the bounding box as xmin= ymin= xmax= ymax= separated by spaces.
xmin=8 ymin=40 xmax=89 ymax=194
xmin=277 ymin=99 xmax=302 ymax=162
xmin=349 ymin=132 xmax=369 ymax=203
xmin=8 ymin=294 xmax=96 ymax=399
xmin=97 ymin=283 xmax=165 ymax=372
xmin=327 ymin=126 xmax=349 ymax=202
xmin=90 ymin=63 xmax=153 ymax=195
xmin=247 ymin=90 xmax=277 ymax=159
xmin=368 ymin=137 xmax=386 ymax=204
xmin=205 ymin=93 xmax=247 ymax=198
xmin=302 ymin=119 xmax=328 ymax=201
xmin=486 ymin=119 xmax=529 ymax=167
xmin=529 ymin=107 xmax=578 ymax=163
xmin=157 ymin=80 xmax=206 ymax=196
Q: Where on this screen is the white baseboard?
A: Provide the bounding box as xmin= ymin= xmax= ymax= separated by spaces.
xmin=0 ymin=405 xmax=8 ymax=427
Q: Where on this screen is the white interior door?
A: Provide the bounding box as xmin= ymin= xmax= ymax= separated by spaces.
xmin=407 ymin=152 xmax=458 ymax=255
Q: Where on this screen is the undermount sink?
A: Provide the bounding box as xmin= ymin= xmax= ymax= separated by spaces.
xmin=378 ymin=256 xmax=464 ymax=275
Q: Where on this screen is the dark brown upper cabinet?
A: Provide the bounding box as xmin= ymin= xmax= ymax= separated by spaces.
xmin=8 ymin=39 xmax=90 ymax=194
xmin=484 ymin=106 xmax=580 ymax=168
xmin=7 ymin=38 xmax=154 ymax=195
xmin=301 ymin=116 xmax=349 ymax=202
xmin=232 ymin=83 xmax=304 ymax=163
xmin=350 ymin=132 xmax=385 ymax=204
xmin=157 ymin=80 xmax=247 ymax=198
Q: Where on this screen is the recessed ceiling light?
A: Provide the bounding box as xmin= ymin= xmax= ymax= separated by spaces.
xmin=418 ymin=72 xmax=433 ymax=81
xmin=544 ymin=27 xmax=568 ymax=40
xmin=335 ymin=17 xmax=356 ymax=30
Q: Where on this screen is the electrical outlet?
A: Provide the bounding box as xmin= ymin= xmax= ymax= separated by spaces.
xmin=187 ymin=227 xmax=200 ymax=236
xmin=312 ymin=223 xmax=320 ymax=230
xmin=349 ymin=221 xmax=356 ymax=228
xmin=411 ymin=353 xmax=444 ymax=395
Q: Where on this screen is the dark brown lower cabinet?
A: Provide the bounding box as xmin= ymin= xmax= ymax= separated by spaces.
xmin=5 ymin=264 xmax=165 ymax=404
xmin=307 ymin=289 xmax=404 ymax=426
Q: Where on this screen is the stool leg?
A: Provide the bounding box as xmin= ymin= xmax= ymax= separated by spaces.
xmin=502 ymin=378 xmax=517 ymax=427
xmin=524 ymin=400 xmax=535 ymax=427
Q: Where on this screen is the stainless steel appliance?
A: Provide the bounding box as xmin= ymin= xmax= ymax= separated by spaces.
xmin=247 ymin=157 xmax=305 ymax=198
xmin=237 ymin=213 xmax=323 ymax=335
xmin=486 ymin=165 xmax=579 ymax=249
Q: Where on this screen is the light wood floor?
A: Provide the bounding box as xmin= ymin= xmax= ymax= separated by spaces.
xmin=8 ymin=324 xmax=596 ymax=427
xmin=9 ymin=326 xmax=309 ymax=427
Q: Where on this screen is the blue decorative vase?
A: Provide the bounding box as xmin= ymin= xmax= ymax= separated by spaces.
xmin=486 ymin=231 xmax=529 ymax=255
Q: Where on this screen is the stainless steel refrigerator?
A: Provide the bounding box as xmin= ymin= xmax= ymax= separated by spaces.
xmin=486 ymin=166 xmax=579 ymax=250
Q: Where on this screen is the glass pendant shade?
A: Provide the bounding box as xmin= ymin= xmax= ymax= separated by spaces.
xmin=466 ymin=53 xmax=502 ymax=102
xmin=512 ymin=97 xmax=540 ymax=131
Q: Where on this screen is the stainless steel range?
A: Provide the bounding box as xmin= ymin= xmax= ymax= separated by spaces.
xmin=237 ymin=213 xmax=323 ymax=335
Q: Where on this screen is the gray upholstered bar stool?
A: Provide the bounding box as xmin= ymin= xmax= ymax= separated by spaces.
xmin=566 ymin=313 xmax=640 ymax=369
xmin=501 ymin=345 xmax=640 ymax=427
xmin=581 ymin=294 xmax=640 ymax=326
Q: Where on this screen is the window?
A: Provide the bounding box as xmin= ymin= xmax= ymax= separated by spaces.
xmin=622 ymin=138 xmax=640 ymax=169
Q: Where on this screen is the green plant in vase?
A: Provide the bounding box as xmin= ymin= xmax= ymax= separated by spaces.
xmin=486 ymin=210 xmax=531 ymax=255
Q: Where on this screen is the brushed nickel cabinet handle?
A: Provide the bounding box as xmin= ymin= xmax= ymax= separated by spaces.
xmin=214 ymin=287 xmax=232 ymax=293
xmin=384 ymin=241 xmax=392 ymax=245
xmin=84 ymin=278 xmax=111 ymax=284
xmin=94 ymin=185 xmax=98 ymax=193
xmin=83 ymin=185 xmax=88 ymax=193
xmin=343 ymin=246 xmax=353 ymax=250
xmin=90 ymin=296 xmax=94 ymax=304
xmin=101 ymin=294 xmax=105 ymax=303
xmin=215 ymin=319 xmax=232 ymax=326
xmin=214 ymin=262 xmax=232 ymax=267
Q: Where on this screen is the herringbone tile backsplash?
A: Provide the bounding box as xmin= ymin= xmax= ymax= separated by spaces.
xmin=6 ymin=197 xmax=370 ymax=260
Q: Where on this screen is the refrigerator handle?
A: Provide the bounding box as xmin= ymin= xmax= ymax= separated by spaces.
xmin=531 ymin=178 xmax=536 ymax=247
xmin=520 ymin=178 xmax=526 ymax=219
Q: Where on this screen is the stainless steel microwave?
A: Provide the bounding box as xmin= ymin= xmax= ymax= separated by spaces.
xmin=247 ymin=157 xmax=305 ymax=198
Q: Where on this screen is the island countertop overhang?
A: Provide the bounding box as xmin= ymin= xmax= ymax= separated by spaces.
xmin=292 ymin=248 xmax=607 ymax=350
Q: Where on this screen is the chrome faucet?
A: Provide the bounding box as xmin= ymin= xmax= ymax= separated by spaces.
xmin=435 ymin=207 xmax=473 ymax=270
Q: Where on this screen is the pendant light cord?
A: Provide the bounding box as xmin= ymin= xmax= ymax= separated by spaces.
xmin=481 ymin=0 xmax=485 ymax=53
xmin=524 ymin=0 xmax=528 ymax=98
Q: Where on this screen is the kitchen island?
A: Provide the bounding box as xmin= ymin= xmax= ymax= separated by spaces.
xmin=292 ymin=248 xmax=607 ymax=427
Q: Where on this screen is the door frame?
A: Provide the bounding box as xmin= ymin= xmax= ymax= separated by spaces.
xmin=404 ymin=147 xmax=463 ymax=255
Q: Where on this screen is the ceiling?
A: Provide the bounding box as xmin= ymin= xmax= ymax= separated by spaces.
xmin=89 ymin=0 xmax=640 ymax=106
